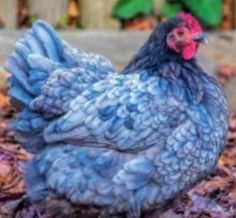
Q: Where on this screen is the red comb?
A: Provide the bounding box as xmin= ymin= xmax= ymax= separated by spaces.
xmin=179 ymin=12 xmax=202 ymax=33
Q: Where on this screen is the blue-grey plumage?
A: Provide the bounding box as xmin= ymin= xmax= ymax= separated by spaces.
xmin=5 ymin=13 xmax=229 ymax=218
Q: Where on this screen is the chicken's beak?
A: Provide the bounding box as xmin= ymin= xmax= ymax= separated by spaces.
xmin=194 ymin=34 xmax=209 ymax=44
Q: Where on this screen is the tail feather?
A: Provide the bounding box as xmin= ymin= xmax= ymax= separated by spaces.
xmin=8 ymin=87 xmax=32 ymax=107
xmin=9 ymin=108 xmax=47 ymax=152
xmin=5 ymin=19 xmax=112 ymax=152
xmin=32 ymin=21 xmax=63 ymax=62
xmin=5 ymin=20 xmax=65 ymax=152
xmin=15 ymin=39 xmax=31 ymax=63
xmin=27 ymin=55 xmax=60 ymax=95
xmin=24 ymin=30 xmax=45 ymax=55
xmin=6 ymin=55 xmax=33 ymax=95
xmin=27 ymin=54 xmax=60 ymax=73
xmin=5 ymin=20 xmax=64 ymax=104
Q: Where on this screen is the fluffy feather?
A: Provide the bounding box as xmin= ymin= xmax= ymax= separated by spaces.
xmin=5 ymin=14 xmax=229 ymax=218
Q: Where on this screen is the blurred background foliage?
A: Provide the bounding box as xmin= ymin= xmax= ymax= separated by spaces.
xmin=161 ymin=0 xmax=222 ymax=27
xmin=0 ymin=0 xmax=234 ymax=31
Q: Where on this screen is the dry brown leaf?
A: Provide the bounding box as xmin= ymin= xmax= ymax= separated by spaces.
xmin=0 ymin=144 xmax=32 ymax=161
xmin=217 ymin=64 xmax=235 ymax=79
xmin=0 ymin=92 xmax=9 ymax=110
xmin=0 ymin=161 xmax=24 ymax=198
xmin=227 ymin=187 xmax=236 ymax=202
xmin=194 ymin=177 xmax=231 ymax=196
xmin=0 ymin=144 xmax=31 ymax=200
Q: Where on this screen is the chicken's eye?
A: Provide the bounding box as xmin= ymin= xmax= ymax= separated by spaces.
xmin=177 ymin=30 xmax=184 ymax=37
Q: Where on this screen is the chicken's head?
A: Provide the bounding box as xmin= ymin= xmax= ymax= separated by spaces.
xmin=166 ymin=12 xmax=208 ymax=60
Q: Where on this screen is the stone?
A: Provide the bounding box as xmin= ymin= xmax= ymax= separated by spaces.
xmin=224 ymin=77 xmax=236 ymax=111
xmin=0 ymin=0 xmax=17 ymax=28
xmin=28 ymin=0 xmax=67 ymax=26
xmin=80 ymin=0 xmax=119 ymax=29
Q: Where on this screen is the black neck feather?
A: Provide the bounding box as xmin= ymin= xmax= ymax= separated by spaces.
xmin=122 ymin=17 xmax=195 ymax=74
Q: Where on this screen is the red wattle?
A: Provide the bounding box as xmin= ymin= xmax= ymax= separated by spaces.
xmin=182 ymin=44 xmax=197 ymax=60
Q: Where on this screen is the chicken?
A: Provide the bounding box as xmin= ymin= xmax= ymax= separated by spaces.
xmin=5 ymin=13 xmax=229 ymax=218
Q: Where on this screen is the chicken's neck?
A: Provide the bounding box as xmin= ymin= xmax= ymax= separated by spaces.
xmin=123 ymin=19 xmax=185 ymax=74
xmin=123 ymin=37 xmax=203 ymax=102
xmin=122 ymin=39 xmax=176 ymax=74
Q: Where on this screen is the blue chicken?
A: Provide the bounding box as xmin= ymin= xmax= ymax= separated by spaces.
xmin=5 ymin=13 xmax=228 ymax=218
